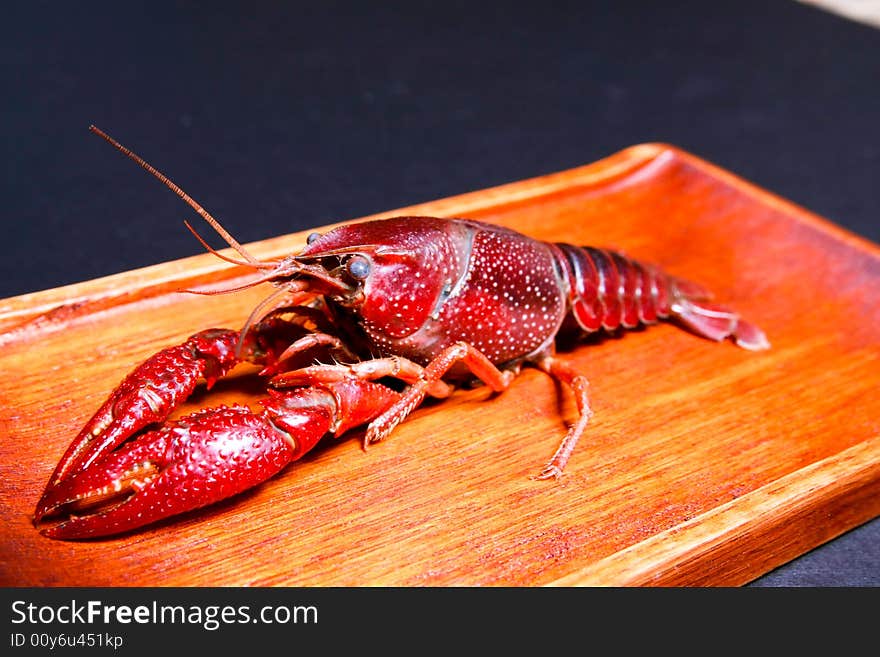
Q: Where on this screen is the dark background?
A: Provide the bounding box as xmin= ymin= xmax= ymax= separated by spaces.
xmin=3 ymin=1 xmax=877 ymax=585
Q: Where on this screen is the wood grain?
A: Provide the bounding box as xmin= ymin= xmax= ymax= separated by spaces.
xmin=1 ymin=144 xmax=878 ymax=586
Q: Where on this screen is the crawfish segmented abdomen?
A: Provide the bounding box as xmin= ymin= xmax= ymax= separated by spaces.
xmin=550 ymin=243 xmax=674 ymax=334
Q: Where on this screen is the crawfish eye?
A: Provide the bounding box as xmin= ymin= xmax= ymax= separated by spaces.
xmin=346 ymin=255 xmax=371 ymax=281
xmin=306 ymin=232 xmax=322 ymax=244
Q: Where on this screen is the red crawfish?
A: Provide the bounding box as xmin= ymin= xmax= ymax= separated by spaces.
xmin=34 ymin=127 xmax=769 ymax=539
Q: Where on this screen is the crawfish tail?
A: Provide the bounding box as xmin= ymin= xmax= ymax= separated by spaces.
xmin=551 ymin=243 xmax=668 ymax=331
xmin=550 ymin=243 xmax=769 ymax=350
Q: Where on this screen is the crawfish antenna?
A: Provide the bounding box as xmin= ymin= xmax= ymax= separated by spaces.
xmin=182 ymin=220 xmax=279 ymax=270
xmin=89 ymin=125 xmax=264 ymax=267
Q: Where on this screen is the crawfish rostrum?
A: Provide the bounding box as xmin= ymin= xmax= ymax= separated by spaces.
xmin=34 ymin=129 xmax=769 ymax=539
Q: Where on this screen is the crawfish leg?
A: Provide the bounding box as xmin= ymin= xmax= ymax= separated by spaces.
xmin=272 ymin=356 xmax=455 ymax=399
xmin=255 ymin=331 xmax=354 ymax=377
xmin=279 ymin=346 xmax=590 ymax=479
xmin=363 ymin=342 xmax=517 ymax=448
xmin=532 ymin=356 xmax=593 ymax=480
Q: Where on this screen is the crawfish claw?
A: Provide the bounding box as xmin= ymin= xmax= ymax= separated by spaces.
xmin=35 ymin=404 xmax=302 ymax=539
xmin=35 ymin=379 xmax=402 ymax=539
xmin=41 ymin=329 xmax=241 ymax=494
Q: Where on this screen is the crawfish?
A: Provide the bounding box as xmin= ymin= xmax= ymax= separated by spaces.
xmin=34 ymin=127 xmax=769 ymax=539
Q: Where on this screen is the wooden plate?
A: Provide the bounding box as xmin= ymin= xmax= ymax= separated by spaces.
xmin=2 ymin=143 xmax=878 ymax=586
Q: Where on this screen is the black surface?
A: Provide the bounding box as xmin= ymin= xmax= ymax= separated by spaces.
xmin=3 ymin=1 xmax=877 ymax=585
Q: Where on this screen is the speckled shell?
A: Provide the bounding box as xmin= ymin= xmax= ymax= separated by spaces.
xmin=299 ymin=217 xmax=692 ymax=370
xmin=398 ymin=221 xmax=568 ymax=365
xmin=301 ymin=217 xmax=569 ymax=368
xmin=298 ymin=217 xmax=468 ymax=342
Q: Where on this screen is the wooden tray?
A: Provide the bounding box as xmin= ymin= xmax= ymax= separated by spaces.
xmin=1 ymin=144 xmax=878 ymax=586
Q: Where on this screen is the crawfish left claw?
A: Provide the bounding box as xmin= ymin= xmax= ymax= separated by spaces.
xmin=34 ymin=404 xmax=301 ymax=539
xmin=41 ymin=329 xmax=241 ymax=493
xmin=35 ymin=380 xmax=401 ymax=539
